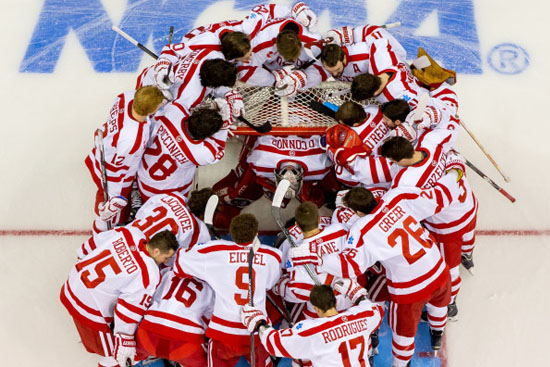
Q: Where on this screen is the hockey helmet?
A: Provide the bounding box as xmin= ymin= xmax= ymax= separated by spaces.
xmin=274 ymin=161 xmax=305 ymax=199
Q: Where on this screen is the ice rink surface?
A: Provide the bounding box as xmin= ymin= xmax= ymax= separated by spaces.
xmin=0 ymin=0 xmax=549 ymax=366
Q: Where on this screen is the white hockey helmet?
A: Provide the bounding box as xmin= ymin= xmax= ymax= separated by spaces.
xmin=274 ymin=161 xmax=305 ymax=199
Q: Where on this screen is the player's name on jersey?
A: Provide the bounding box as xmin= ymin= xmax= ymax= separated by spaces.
xmin=321 ymin=318 xmax=370 ymax=343
xmin=160 ymin=196 xmax=193 ymax=231
xmin=229 ymin=251 xmax=267 ymax=266
xmin=318 ymin=241 xmax=339 ymax=257
xmin=113 ymin=237 xmax=139 ymax=274
xmin=364 ymin=124 xmax=390 ymax=151
xmin=157 ymin=125 xmax=187 ymax=164
xmin=379 ymin=205 xmax=406 ymax=233
xmin=270 ymin=138 xmax=316 ymax=150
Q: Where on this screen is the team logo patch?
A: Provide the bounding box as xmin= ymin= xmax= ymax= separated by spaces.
xmin=342 ymin=316 xmax=348 ymax=322
xmin=347 ymin=236 xmax=354 ymax=245
xmin=295 ymin=323 xmax=303 ymax=330
xmin=130 ymin=246 xmax=136 ymax=251
xmin=382 ymin=207 xmax=389 ymax=213
xmin=176 ymin=136 xmax=182 ymax=142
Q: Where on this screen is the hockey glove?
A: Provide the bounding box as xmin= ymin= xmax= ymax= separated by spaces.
xmin=291 ymin=2 xmax=318 ymax=30
xmin=275 ymin=70 xmax=307 ymax=99
xmin=325 ymin=26 xmax=354 ymax=46
xmin=272 ymin=273 xmax=291 ymax=297
xmin=409 ymin=105 xmax=441 ymax=130
xmin=213 ymin=98 xmax=235 ymax=130
xmin=272 ymin=66 xmax=294 ymax=89
xmin=334 ymin=278 xmax=368 ymax=305
xmin=98 ymin=196 xmax=128 ymax=222
xmin=224 ymin=89 xmax=245 ymax=118
xmin=389 ymin=122 xmax=417 ymax=143
xmin=154 ymin=58 xmax=175 ymax=90
xmin=288 ymin=242 xmax=322 ymax=268
xmin=445 ymin=149 xmax=466 ymax=181
xmin=114 ymin=333 xmax=136 ymax=367
xmin=241 ymin=304 xmax=268 ymax=333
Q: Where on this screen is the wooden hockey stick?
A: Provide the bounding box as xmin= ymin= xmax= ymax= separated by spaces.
xmin=95 ymin=129 xmax=112 ymax=230
xmin=271 ymin=180 xmax=321 ymax=285
xmin=460 ymin=118 xmax=511 ymax=182
xmin=465 ymin=159 xmax=516 ymax=203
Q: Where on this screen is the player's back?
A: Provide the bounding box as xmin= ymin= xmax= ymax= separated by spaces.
xmin=173 ymin=239 xmax=282 ymax=344
xmin=62 ymin=227 xmax=159 ymax=323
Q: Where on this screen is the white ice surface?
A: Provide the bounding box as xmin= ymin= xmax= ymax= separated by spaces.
xmin=1 ymin=0 xmax=549 ymax=366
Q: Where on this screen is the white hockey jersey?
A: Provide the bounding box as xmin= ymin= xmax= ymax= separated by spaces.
xmin=173 ymin=240 xmax=282 ymax=345
xmin=130 ymin=192 xmax=211 ymax=265
xmin=339 ymin=24 xmax=407 ymax=62
xmin=260 ymin=299 xmax=384 ymax=367
xmin=391 ymin=116 xmax=459 ymax=189
xmin=85 ymin=91 xmax=153 ymax=198
xmin=138 ymin=269 xmax=214 ymax=342
xmin=137 ymin=103 xmax=228 ymax=200
xmin=247 ymin=134 xmax=332 ymax=181
xmin=320 ymin=173 xmax=461 ymax=303
xmin=60 ymin=227 xmax=161 ymax=335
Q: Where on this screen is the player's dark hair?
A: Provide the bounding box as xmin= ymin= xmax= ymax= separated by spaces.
xmin=335 ymin=101 xmax=367 ymax=126
xmin=351 ymin=73 xmax=381 ymax=100
xmin=230 ymin=214 xmax=258 ymax=244
xmin=380 ymin=136 xmax=415 ymax=162
xmin=295 ymin=201 xmax=319 ymax=233
xmin=343 ymin=187 xmax=377 ymax=215
xmin=187 ymin=108 xmax=223 ymax=140
xmin=321 ymin=44 xmax=345 ymax=67
xmin=381 ymin=99 xmax=410 ymax=123
xmin=188 ymin=188 xmax=216 ymax=218
xmin=276 ymin=29 xmax=302 ymax=61
xmin=148 ymin=230 xmax=179 ymax=253
xmin=310 ymin=285 xmax=337 ymax=312
xmin=221 ymin=31 xmax=251 ymax=60
xmin=200 ymin=59 xmax=237 ymax=88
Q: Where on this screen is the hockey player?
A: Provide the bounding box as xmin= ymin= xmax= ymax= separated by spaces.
xmin=135 ymin=269 xmax=214 ymax=367
xmin=237 ymin=17 xmax=328 ymax=97
xmin=422 ymin=151 xmax=479 ymax=318
xmin=136 ymin=104 xmax=228 ymax=202
xmin=173 ymin=214 xmax=282 ymax=367
xmin=288 ymin=173 xmax=464 ymax=366
xmin=273 ymin=202 xmax=350 ymax=319
xmin=60 ymin=229 xmax=178 ymax=367
xmin=129 ymin=188 xmax=214 ymax=265
xmin=241 ymin=283 xmax=384 ymax=367
xmin=85 ymin=86 xmax=165 ymax=234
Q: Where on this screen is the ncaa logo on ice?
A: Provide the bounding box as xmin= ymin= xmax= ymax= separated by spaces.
xmin=21 ymin=0 xmax=494 ymax=74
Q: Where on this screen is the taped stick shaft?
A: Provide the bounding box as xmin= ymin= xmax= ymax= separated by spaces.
xmin=112 ymin=25 xmax=159 ymax=60
xmin=465 ymin=159 xmax=516 ymax=203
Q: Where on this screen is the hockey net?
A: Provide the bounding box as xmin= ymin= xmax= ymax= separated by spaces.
xmin=233 ymin=80 xmax=370 ymax=136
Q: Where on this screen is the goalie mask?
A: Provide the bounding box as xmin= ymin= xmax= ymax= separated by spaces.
xmin=275 ymin=162 xmax=305 ymax=199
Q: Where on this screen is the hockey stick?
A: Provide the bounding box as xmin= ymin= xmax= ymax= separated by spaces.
xmin=112 ymin=26 xmax=159 ymax=60
xmin=168 ymin=26 xmax=174 ymax=44
xmin=460 ymin=118 xmax=511 ymax=182
xmin=465 ymin=159 xmax=516 ymax=203
xmin=95 ymin=129 xmax=112 ymax=230
xmin=204 ymin=195 xmax=222 ymax=239
xmin=413 ymin=92 xmax=430 ymax=121
xmin=238 ymin=116 xmax=272 ymax=134
xmin=271 ymin=180 xmax=321 ymax=285
xmin=248 ymin=247 xmax=256 ymax=367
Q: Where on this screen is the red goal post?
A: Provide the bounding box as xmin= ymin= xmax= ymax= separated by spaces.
xmin=233 ymin=80 xmax=360 ymax=136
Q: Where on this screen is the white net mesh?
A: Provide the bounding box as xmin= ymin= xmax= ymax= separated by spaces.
xmin=234 ymin=80 xmax=376 ymax=132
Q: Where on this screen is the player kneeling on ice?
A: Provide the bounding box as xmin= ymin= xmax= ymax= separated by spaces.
xmin=241 ymin=282 xmax=383 ymax=367
xmin=60 ymin=229 xmax=178 ymax=367
xmin=173 ymin=214 xmax=282 ymax=367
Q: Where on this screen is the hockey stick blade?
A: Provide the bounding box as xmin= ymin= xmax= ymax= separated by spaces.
xmin=204 ymin=195 xmax=221 ymax=239
xmin=308 ymin=100 xmax=337 ymax=119
xmin=413 ymin=92 xmax=430 ymax=121
xmin=238 ymin=116 xmax=272 ymax=133
xmin=380 ymin=21 xmax=401 ymax=29
xmin=272 ymin=179 xmax=291 ymax=209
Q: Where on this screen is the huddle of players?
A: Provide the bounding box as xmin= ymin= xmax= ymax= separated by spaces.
xmin=63 ymin=2 xmax=479 ymax=367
